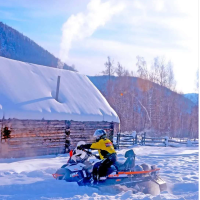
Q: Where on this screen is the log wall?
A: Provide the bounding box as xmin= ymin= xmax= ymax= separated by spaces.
xmin=0 ymin=119 xmax=118 ymax=158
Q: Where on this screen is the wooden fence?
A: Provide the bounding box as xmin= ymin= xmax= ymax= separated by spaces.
xmin=115 ymin=132 xmax=198 ymax=149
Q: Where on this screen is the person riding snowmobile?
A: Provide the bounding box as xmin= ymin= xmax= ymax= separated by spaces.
xmin=77 ymin=129 xmax=117 ymax=181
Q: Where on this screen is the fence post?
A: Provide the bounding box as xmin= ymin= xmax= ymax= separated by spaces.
xmin=141 ymin=134 xmax=143 ymax=145
xmin=116 ymin=133 xmax=118 ymax=149
xmin=135 ymin=134 xmax=137 ymax=145
xmin=117 ymin=132 xmax=120 ymax=149
xmin=164 ymin=136 xmax=168 ymax=147
xmin=142 ymin=132 xmax=146 ymax=145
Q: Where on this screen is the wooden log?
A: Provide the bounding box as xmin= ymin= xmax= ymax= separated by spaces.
xmin=145 ymin=139 xmax=165 ymax=141
xmin=70 ymin=121 xmax=110 ymax=124
xmin=144 ymin=141 xmax=165 ymax=144
xmin=68 ymin=136 xmax=93 ymax=140
xmin=168 ymin=140 xmax=187 ymax=144
xmin=10 ymin=133 xmax=65 ymax=138
xmin=10 ymin=133 xmax=66 ymax=138
xmin=2 ymin=120 xmax=47 ymax=125
xmin=7 ymin=138 xmax=66 ymax=143
xmin=8 ymin=137 xmax=66 ymax=142
xmin=2 ymin=145 xmax=65 ymax=149
xmin=145 ymin=137 xmax=165 ymax=140
xmin=9 ymin=124 xmax=66 ymax=129
xmin=119 ymin=135 xmax=134 ymax=138
xmin=7 ymin=142 xmax=66 ymax=147
xmin=70 ymin=124 xmax=111 ymax=127
xmin=8 ymin=134 xmax=65 ymax=139
xmin=11 ymin=127 xmax=66 ymax=132
xmin=69 ymin=132 xmax=95 ymax=135
xmin=8 ymin=143 xmax=66 ymax=149
xmin=10 ymin=130 xmax=65 ymax=135
xmin=3 ymin=119 xmax=65 ymax=125
xmin=3 ymin=139 xmax=65 ymax=144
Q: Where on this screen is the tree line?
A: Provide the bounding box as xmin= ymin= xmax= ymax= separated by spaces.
xmin=99 ymin=56 xmax=198 ymax=138
xmin=0 ymin=22 xmax=75 ymax=71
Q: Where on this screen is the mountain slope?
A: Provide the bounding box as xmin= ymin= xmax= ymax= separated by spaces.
xmin=88 ymin=75 xmax=198 ymax=137
xmin=184 ymin=93 xmax=199 ymax=105
xmin=88 ymin=75 xmax=195 ymax=108
xmin=0 ymin=22 xmax=75 ymax=71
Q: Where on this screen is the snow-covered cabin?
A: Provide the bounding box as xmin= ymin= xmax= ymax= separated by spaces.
xmin=0 ymin=57 xmax=120 ymax=158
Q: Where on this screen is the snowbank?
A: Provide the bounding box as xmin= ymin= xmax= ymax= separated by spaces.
xmin=0 ymin=57 xmax=119 ymax=122
xmin=0 ymin=146 xmax=198 ymax=199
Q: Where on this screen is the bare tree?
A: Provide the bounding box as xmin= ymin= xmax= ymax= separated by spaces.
xmin=151 ymin=57 xmax=168 ymax=87
xmin=124 ymin=69 xmax=130 ymax=77
xmin=136 ymin=56 xmax=154 ymax=132
xmin=102 ymin=57 xmax=115 ymax=78
xmin=116 ymin=62 xmax=125 ymax=77
xmin=166 ymin=61 xmax=176 ymax=91
xmin=102 ymin=57 xmax=115 ymax=97
xmin=115 ymin=62 xmax=131 ymax=77
xmin=136 ymin=56 xmax=148 ymax=79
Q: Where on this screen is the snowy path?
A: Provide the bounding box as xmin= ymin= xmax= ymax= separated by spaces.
xmin=0 ymin=146 xmax=198 ymax=200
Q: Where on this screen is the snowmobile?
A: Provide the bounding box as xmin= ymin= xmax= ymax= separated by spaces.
xmin=53 ymin=142 xmax=167 ymax=195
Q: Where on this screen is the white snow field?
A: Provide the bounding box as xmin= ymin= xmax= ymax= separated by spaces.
xmin=0 ymin=56 xmax=119 ymax=122
xmin=0 ymin=146 xmax=198 ymax=200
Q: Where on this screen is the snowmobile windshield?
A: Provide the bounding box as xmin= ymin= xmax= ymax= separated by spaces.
xmin=70 ymin=150 xmax=89 ymax=163
xmin=68 ymin=141 xmax=90 ymax=163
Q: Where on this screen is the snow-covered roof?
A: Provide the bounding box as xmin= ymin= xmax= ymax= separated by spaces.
xmin=0 ymin=57 xmax=119 ymax=123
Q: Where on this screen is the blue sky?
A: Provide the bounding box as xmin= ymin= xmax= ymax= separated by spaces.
xmin=0 ymin=0 xmax=198 ymax=93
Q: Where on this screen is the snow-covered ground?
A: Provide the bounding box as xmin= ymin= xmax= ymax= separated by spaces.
xmin=0 ymin=146 xmax=198 ymax=200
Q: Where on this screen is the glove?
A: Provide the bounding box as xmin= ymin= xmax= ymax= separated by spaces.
xmin=77 ymin=145 xmax=84 ymax=150
xmin=96 ymin=155 xmax=100 ymax=159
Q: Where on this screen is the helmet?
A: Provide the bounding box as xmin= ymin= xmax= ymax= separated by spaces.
xmin=93 ymin=129 xmax=106 ymax=141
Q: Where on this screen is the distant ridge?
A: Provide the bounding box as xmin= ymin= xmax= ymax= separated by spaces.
xmin=0 ymin=22 xmax=75 ymax=71
xmin=184 ymin=93 xmax=199 ymax=105
xmin=88 ymin=75 xmax=196 ymax=108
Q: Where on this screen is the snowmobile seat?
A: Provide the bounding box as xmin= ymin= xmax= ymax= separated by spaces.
xmin=114 ymin=160 xmax=126 ymax=171
xmin=114 ymin=150 xmax=135 ymax=171
xmin=125 ymin=149 xmax=135 ymax=158
xmin=114 ymin=157 xmax=135 ymax=171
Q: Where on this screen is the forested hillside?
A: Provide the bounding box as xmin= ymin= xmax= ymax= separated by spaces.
xmin=0 ymin=22 xmax=75 ymax=71
xmin=89 ymin=75 xmax=198 ymax=138
xmin=89 ymin=57 xmax=199 ymax=138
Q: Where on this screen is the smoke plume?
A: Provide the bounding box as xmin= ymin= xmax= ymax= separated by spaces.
xmin=59 ymin=0 xmax=125 ymax=62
